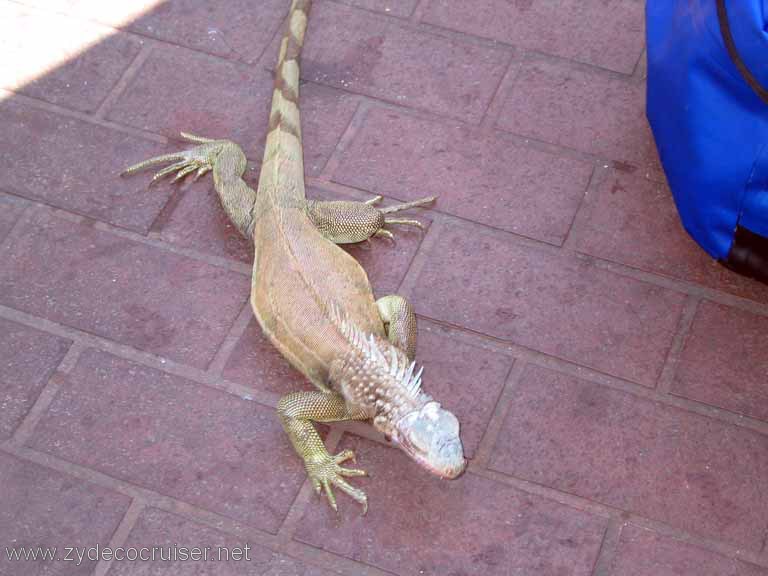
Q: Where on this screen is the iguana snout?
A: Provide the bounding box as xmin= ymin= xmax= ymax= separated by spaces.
xmin=392 ymin=401 xmax=466 ymax=479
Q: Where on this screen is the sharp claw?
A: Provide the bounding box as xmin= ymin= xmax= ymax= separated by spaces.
xmin=379 ymin=195 xmax=437 ymax=214
xmin=374 ymin=229 xmax=395 ymax=241
xmin=151 ymin=160 xmax=189 ymax=183
xmin=339 ymin=467 xmax=367 ymax=477
xmin=384 ymin=217 xmax=426 ymax=230
xmin=120 ymin=153 xmax=185 ymax=176
xmin=331 ymin=476 xmax=368 ymax=516
xmin=364 ymin=195 xmax=383 ymax=206
xmin=334 ymin=449 xmax=355 ymax=465
xmin=179 ymin=132 xmax=216 ymax=144
xmin=192 ymin=165 xmax=211 ymax=182
xmin=172 ymin=163 xmax=198 ymax=183
xmin=322 ymin=479 xmax=338 ymax=512
xmin=307 ymin=451 xmax=368 ymax=513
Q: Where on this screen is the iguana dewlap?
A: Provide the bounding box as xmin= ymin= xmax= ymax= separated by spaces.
xmin=122 ymin=0 xmax=466 ymax=513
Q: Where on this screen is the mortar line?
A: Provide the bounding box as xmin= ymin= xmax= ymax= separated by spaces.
xmin=395 ymin=215 xmax=445 ymax=297
xmin=4 ymin=67 xmax=663 ymax=189
xmin=89 ymin=216 xmax=251 ymax=275
xmin=324 ymin=0 xmax=412 ymax=21
xmin=284 ymin=540 xmax=398 ymax=576
xmin=9 ymin=0 xmax=632 ymax=83
xmin=92 ymin=499 xmax=146 ymax=576
xmin=22 ymin=163 xmax=761 ymax=322
xmin=478 ymin=49 xmax=522 ymax=131
xmin=394 ymin=218 xmax=434 ymax=295
xmin=4 ymin=435 xmax=763 ymax=574
xmin=7 ymin=0 xmax=647 ymax=137
xmin=10 ymin=341 xmax=84 ymax=447
xmin=632 ymin=46 xmax=648 ymax=80
xmin=380 ymin=200 xmax=768 ymax=316
xmin=409 ymin=0 xmax=432 ymax=22
xmin=561 ymin=163 xmax=608 ymax=251
xmin=2 ymin=286 xmax=765 ymax=447
xmin=0 ymin=88 xmax=168 ymax=144
xmin=624 ymin=513 xmax=768 ymax=568
xmin=93 ymin=42 xmax=153 ymax=120
xmin=656 ymin=296 xmax=700 ymax=394
xmin=415 ymin=18 xmax=642 ymax=78
xmin=0 ymin=200 xmax=35 ymax=251
xmin=276 ymin=427 xmax=344 ymax=546
xmin=319 ymin=93 xmax=667 ymax=183
xmin=0 ymin=442 xmax=281 ymax=549
xmin=0 ymin=304 xmax=282 ymax=412
xmin=413 ymin=315 xmax=768 ymax=437
xmin=207 ymin=301 xmax=255 ymax=375
xmin=251 ymin=0 xmax=292 ymax=66
xmin=590 ymin=517 xmax=624 ymax=576
xmin=318 ymin=98 xmax=371 ymax=181
xmin=471 ymin=359 xmax=525 ymax=468
xmin=470 ymin=465 xmax=768 ymax=568
xmin=4 ymin=197 xmax=251 ymax=275
xmin=587 ymin=256 xmax=768 ymax=318
xmin=5 ymin=0 xmax=277 ymax=69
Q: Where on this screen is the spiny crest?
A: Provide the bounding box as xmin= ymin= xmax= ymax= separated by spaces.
xmin=328 ymin=301 xmax=425 ymax=399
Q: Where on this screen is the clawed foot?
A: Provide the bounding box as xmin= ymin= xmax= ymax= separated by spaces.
xmin=368 ymin=195 xmax=437 ymax=241
xmin=120 ymin=132 xmax=229 ymax=185
xmin=306 ymin=449 xmax=368 ymax=514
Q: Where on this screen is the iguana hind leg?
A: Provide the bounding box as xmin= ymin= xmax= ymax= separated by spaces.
xmin=376 ymin=295 xmax=417 ymax=360
xmin=121 ymin=132 xmax=257 ymax=238
xmin=277 ymin=390 xmax=372 ymax=513
xmin=306 ymin=195 xmax=436 ymax=244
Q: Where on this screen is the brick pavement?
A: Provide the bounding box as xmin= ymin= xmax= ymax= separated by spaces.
xmin=1 ymin=1 xmax=767 ymax=575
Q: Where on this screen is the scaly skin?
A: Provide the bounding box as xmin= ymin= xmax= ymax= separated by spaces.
xmin=122 ymin=0 xmax=465 ymax=514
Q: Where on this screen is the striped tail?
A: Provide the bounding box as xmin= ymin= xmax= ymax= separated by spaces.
xmin=257 ymin=0 xmax=312 ymax=201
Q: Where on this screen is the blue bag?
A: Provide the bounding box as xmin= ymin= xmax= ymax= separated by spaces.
xmin=646 ymin=0 xmax=768 ymax=281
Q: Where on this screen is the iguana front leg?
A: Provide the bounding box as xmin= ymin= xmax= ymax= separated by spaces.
xmin=121 ymin=133 xmax=257 ymax=237
xmin=277 ymin=391 xmax=372 ymax=513
xmin=376 ymin=295 xmax=417 ymax=360
xmin=306 ymin=195 xmax=436 ymax=244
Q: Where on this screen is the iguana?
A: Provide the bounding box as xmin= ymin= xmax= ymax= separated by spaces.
xmin=121 ymin=0 xmax=465 ymax=513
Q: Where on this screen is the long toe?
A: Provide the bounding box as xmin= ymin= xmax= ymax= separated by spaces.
xmin=120 ymin=152 xmax=185 ymax=176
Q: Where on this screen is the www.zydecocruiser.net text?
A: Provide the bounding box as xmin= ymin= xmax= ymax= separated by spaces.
xmin=5 ymin=544 xmax=252 ymax=566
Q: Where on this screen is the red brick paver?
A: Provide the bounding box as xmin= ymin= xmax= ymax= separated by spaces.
xmin=0 ymin=2 xmax=142 ymax=112
xmin=611 ymin=525 xmax=768 ymax=576
xmin=674 ymin=302 xmax=768 ymax=422
xmin=29 ymin=350 xmax=307 ymax=534
xmin=421 ymin=0 xmax=645 ymax=74
xmin=406 ymin=220 xmax=686 ymax=386
xmin=490 ymin=365 xmax=768 ymax=549
xmin=497 ymin=57 xmax=660 ymax=172
xmin=0 ymin=319 xmax=70 ymax=440
xmin=0 ymin=212 xmax=249 ymax=367
xmin=334 ymin=107 xmax=594 ymax=244
xmin=570 ymin=170 xmax=768 ymax=302
xmin=1 ymin=1 xmax=767 ymax=575
xmin=0 ymin=452 xmax=131 ymax=576
xmin=296 ymin=1 xmax=511 ymax=122
xmin=0 ymin=98 xmax=171 ymax=233
xmin=296 ymin=435 xmax=608 ymax=576
xmin=111 ymin=508 xmax=335 ymax=575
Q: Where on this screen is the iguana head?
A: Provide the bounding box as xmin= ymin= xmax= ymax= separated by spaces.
xmin=332 ymin=309 xmax=467 ymax=479
xmin=387 ymin=400 xmax=466 ymax=479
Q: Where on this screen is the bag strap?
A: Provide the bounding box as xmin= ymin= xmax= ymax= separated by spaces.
xmin=716 ymin=0 xmax=768 ymax=104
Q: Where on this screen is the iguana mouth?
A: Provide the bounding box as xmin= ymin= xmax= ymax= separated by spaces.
xmin=398 ymin=434 xmax=466 ymax=479
xmin=393 ymin=403 xmax=467 ymax=479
